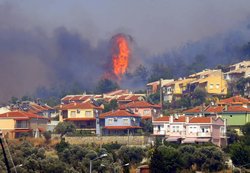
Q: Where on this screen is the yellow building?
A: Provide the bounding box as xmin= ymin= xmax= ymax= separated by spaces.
xmin=59 ymin=102 xmax=103 ymax=133
xmin=189 ymin=70 xmax=227 ymax=95
xmin=0 ymin=111 xmax=48 ymax=139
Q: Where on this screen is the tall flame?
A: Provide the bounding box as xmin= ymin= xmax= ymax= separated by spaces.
xmin=112 ymin=34 xmax=130 ymax=80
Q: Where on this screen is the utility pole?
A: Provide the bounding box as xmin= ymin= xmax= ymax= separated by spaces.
xmin=0 ymin=133 xmax=10 ymax=173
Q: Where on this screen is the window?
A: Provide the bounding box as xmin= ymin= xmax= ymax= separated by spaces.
xmin=70 ymin=111 xmax=76 ymax=118
xmin=158 ymin=125 xmax=161 ymax=131
xmin=210 ymin=84 xmax=214 ymax=89
xmin=85 ymin=111 xmax=92 ymax=117
xmin=143 ymin=110 xmax=150 ymax=115
xmin=77 ymin=109 xmax=80 ymax=114
xmin=172 ymin=126 xmax=180 ymax=132
xmin=123 ymin=118 xmax=129 ymax=125
xmin=107 ymin=118 xmax=114 ymax=125
xmin=216 ymin=84 xmax=220 ymax=89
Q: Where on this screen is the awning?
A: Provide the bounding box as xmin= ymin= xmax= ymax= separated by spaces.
xmin=195 ymin=138 xmax=210 ymax=142
xmin=182 ymin=138 xmax=196 ymax=143
xmin=11 ymin=129 xmax=32 ymax=133
xmin=165 ymin=136 xmax=181 ymax=142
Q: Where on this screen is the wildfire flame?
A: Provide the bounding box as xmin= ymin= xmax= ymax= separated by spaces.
xmin=111 ymin=34 xmax=130 ymax=80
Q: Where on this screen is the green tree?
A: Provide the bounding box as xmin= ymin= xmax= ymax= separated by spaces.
xmin=118 ymin=146 xmax=145 ymax=165
xmin=150 ymin=145 xmax=180 ymax=173
xmin=229 ymin=142 xmax=250 ymax=169
xmin=134 ymin=64 xmax=149 ymax=82
xmin=54 ymin=122 xmax=76 ymax=138
xmin=43 ymin=131 xmax=52 ymax=144
xmin=147 ymin=91 xmax=160 ymax=104
xmin=141 ymin=119 xmax=153 ymax=134
xmin=95 ymin=79 xmax=120 ymax=94
xmin=148 ymin=63 xmax=173 ymax=83
xmin=191 ymin=87 xmax=207 ymax=107
xmin=103 ymin=99 xmax=118 ymax=112
xmin=194 ymin=146 xmax=225 ymax=172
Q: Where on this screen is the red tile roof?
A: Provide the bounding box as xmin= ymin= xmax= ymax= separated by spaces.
xmin=59 ymin=102 xmax=103 ymax=110
xmin=103 ymin=126 xmax=141 ymax=130
xmin=184 ymin=106 xmax=202 ymax=113
xmin=219 ymin=95 xmax=250 ymax=104
xmin=65 ymin=118 xmax=96 ymax=121
xmin=189 ymin=117 xmax=211 ymax=123
xmin=173 ymin=116 xmax=186 ymax=122
xmin=205 ymin=106 xmax=224 ymax=113
xmin=154 ymin=116 xmax=170 ymax=122
xmin=224 ymin=106 xmax=250 ymax=112
xmin=142 ymin=116 xmax=152 ymax=120
xmin=100 ymin=110 xmax=139 ymax=119
xmin=0 ymin=111 xmax=47 ymax=119
xmin=120 ymin=101 xmax=161 ymax=109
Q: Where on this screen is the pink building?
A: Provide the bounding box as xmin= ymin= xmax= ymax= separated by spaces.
xmin=119 ymin=101 xmax=161 ymax=120
xmin=153 ymin=116 xmax=227 ymax=147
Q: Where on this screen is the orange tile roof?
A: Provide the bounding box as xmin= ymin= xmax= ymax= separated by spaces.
xmin=142 ymin=116 xmax=152 ymax=120
xmin=61 ymin=96 xmax=73 ymax=101
xmin=184 ymin=106 xmax=202 ymax=113
xmin=173 ymin=116 xmax=186 ymax=122
xmin=129 ymin=95 xmax=144 ymax=101
xmin=120 ymin=101 xmax=161 ymax=109
xmin=189 ymin=117 xmax=211 ymax=123
xmin=103 ymin=126 xmax=141 ymax=130
xmin=154 ymin=116 xmax=170 ymax=122
xmin=100 ymin=110 xmax=139 ymax=119
xmin=59 ymin=102 xmax=103 ymax=110
xmin=219 ymin=96 xmax=250 ymax=104
xmin=225 ymin=106 xmax=250 ymax=112
xmin=65 ymin=118 xmax=96 ymax=121
xmin=205 ymin=106 xmax=224 ymax=113
xmin=0 ymin=111 xmax=47 ymax=119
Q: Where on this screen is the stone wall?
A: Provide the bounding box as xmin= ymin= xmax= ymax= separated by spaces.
xmin=64 ymin=136 xmax=152 ymax=145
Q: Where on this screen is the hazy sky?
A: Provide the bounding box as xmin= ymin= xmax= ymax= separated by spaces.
xmin=5 ymin=0 xmax=250 ymax=54
xmin=0 ymin=0 xmax=250 ymax=101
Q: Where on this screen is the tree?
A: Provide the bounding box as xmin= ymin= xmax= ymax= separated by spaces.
xmin=148 ymin=63 xmax=173 ymax=83
xmin=118 ymin=146 xmax=145 ymax=165
xmin=229 ymin=143 xmax=250 ymax=169
xmin=103 ymin=99 xmax=118 ymax=112
xmin=141 ymin=119 xmax=153 ymax=134
xmin=191 ymin=87 xmax=207 ymax=107
xmin=95 ymin=79 xmax=120 ymax=94
xmin=147 ymin=91 xmax=160 ymax=104
xmin=194 ymin=146 xmax=225 ymax=172
xmin=150 ymin=145 xmax=180 ymax=173
xmin=43 ymin=131 xmax=52 ymax=144
xmin=134 ymin=64 xmax=149 ymax=82
xmin=54 ymin=122 xmax=76 ymax=138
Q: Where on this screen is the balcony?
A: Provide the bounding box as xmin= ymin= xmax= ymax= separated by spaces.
xmin=197 ymin=132 xmax=211 ymax=137
xmin=154 ymin=130 xmax=166 ymax=135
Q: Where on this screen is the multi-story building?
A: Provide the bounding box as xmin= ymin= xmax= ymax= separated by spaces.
xmin=119 ymin=101 xmax=161 ymax=120
xmin=100 ymin=110 xmax=141 ymax=135
xmin=224 ymin=61 xmax=250 ymax=81
xmin=58 ymin=102 xmax=103 ymax=134
xmin=146 ymin=79 xmax=174 ymax=95
xmin=187 ymin=69 xmax=227 ymax=96
xmin=163 ymin=78 xmax=195 ymax=102
xmin=153 ymin=115 xmax=227 ymax=146
xmin=0 ymin=111 xmax=48 ymax=138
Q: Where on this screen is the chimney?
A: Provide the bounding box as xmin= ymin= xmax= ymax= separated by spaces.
xmin=170 ymin=115 xmax=173 ymax=123
xmin=225 ymin=105 xmax=228 ymax=111
xmin=185 ymin=116 xmax=189 ymax=123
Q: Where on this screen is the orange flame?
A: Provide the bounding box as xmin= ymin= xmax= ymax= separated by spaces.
xmin=112 ymin=34 xmax=130 ymax=80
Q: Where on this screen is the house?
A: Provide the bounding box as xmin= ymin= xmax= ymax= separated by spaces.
xmin=224 ymin=61 xmax=250 ymax=81
xmin=187 ymin=69 xmax=227 ymax=96
xmin=58 ymin=102 xmax=103 ymax=134
xmin=183 ymin=105 xmax=224 ymax=117
xmin=119 ymin=101 xmax=161 ymax=120
xmin=100 ymin=110 xmax=141 ymax=135
xmin=218 ymin=95 xmax=250 ymax=108
xmin=163 ymin=78 xmax=195 ymax=103
xmin=152 ymin=115 xmax=227 ymax=146
xmin=0 ymin=111 xmax=48 ymax=139
xmin=220 ymin=106 xmax=250 ymax=135
xmin=146 ymin=79 xmax=174 ymax=95
xmin=61 ymin=94 xmax=99 ymax=104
